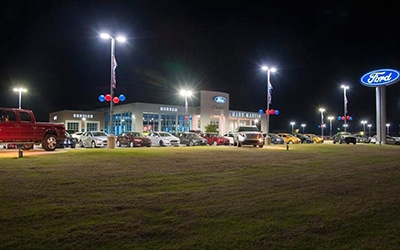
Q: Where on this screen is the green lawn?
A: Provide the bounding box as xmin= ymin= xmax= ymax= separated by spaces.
xmin=1 ymin=143 xmax=400 ymax=249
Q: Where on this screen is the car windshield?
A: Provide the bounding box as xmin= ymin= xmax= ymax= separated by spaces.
xmin=238 ymin=126 xmax=259 ymax=132
xmin=159 ymin=132 xmax=172 ymax=137
xmin=92 ymin=132 xmax=107 ymax=137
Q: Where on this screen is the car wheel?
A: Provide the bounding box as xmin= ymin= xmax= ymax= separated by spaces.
xmin=129 ymin=141 xmax=134 ymax=147
xmin=71 ymin=143 xmax=76 ymax=148
xmin=237 ymin=141 xmax=242 ymax=147
xmin=91 ymin=141 xmax=96 ymax=148
xmin=79 ymin=140 xmax=84 ymax=147
xmin=259 ymin=144 xmax=264 ymax=148
xmin=42 ymin=134 xmax=57 ymax=151
xmin=159 ymin=140 xmax=164 ymax=147
xmin=289 ymin=140 xmax=293 ymax=144
xmin=116 ymin=141 xmax=121 ymax=147
xmin=212 ymin=141 xmax=217 ymax=146
xmin=189 ymin=140 xmax=194 ymax=146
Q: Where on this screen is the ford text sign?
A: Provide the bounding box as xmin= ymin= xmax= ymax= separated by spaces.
xmin=360 ymin=69 xmax=400 ymax=87
xmin=213 ymin=96 xmax=226 ymax=104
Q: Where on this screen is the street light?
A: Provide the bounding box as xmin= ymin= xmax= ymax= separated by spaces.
xmin=180 ymin=89 xmax=192 ymax=132
xmin=301 ymin=123 xmax=306 ymax=133
xmin=100 ymin=33 xmax=126 ymax=148
xmin=290 ymin=121 xmax=295 ymax=134
xmin=319 ymin=108 xmax=325 ymax=138
xmin=328 ymin=116 xmax=334 ymax=137
xmin=261 ymin=65 xmax=276 ymax=145
xmin=386 ymin=123 xmax=390 ymax=135
xmin=361 ymin=120 xmax=367 ymax=133
xmin=367 ymin=124 xmax=372 ymax=136
xmin=13 ymin=87 xmax=27 ymax=109
xmin=341 ymin=85 xmax=349 ymax=131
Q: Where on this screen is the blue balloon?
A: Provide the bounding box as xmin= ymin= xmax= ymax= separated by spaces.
xmin=349 ymin=116 xmax=353 ymax=121
xmin=119 ymin=94 xmax=126 ymax=102
xmin=274 ymin=110 xmax=279 ymax=115
xmin=258 ymin=109 xmax=263 ymax=114
xmin=337 ymin=116 xmax=342 ymax=121
xmin=98 ymin=95 xmax=105 ymax=102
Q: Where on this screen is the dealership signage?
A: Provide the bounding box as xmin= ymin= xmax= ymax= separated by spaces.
xmin=360 ymin=69 xmax=400 ymax=87
xmin=213 ymin=96 xmax=226 ymax=104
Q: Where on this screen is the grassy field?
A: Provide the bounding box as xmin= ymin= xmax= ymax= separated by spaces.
xmin=1 ymin=143 xmax=400 ymax=249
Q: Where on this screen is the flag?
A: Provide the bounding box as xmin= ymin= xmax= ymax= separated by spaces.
xmin=111 ymin=55 xmax=118 ymax=88
xmin=267 ymin=80 xmax=273 ymax=104
xmin=344 ymin=93 xmax=348 ymax=114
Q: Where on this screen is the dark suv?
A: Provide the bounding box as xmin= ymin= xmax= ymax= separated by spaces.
xmin=332 ymin=132 xmax=357 ymax=144
xmin=233 ymin=126 xmax=264 ymax=147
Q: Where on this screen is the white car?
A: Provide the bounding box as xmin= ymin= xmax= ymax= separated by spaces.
xmin=79 ymin=131 xmax=108 ymax=148
xmin=70 ymin=131 xmax=84 ymax=143
xmin=224 ymin=132 xmax=235 ymax=145
xmin=147 ymin=132 xmax=180 ymax=147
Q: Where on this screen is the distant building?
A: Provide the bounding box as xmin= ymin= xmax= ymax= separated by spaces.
xmin=50 ymin=90 xmax=263 ymax=134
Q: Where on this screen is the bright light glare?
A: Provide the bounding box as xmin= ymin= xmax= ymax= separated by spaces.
xmin=341 ymin=84 xmax=349 ymax=89
xmin=116 ymin=36 xmax=126 ymax=42
xmin=261 ymin=66 xmax=277 ymax=72
xmin=180 ymin=90 xmax=193 ymax=97
xmin=13 ymin=87 xmax=27 ymax=93
xmin=319 ymin=108 xmax=325 ymax=112
xmin=100 ymin=33 xmax=111 ymax=39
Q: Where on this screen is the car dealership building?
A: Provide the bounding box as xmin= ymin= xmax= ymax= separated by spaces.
xmin=50 ymin=90 xmax=263 ymax=135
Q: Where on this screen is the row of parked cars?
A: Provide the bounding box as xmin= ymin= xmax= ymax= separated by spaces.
xmin=66 ymin=130 xmax=232 ymax=148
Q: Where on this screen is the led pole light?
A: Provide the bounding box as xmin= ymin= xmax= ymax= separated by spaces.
xmin=261 ymin=65 xmax=276 ymax=145
xmin=13 ymin=87 xmax=27 ymax=109
xmin=100 ymin=33 xmax=126 ymax=148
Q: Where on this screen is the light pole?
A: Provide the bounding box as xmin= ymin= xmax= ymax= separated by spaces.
xmin=180 ymin=89 xmax=192 ymax=132
xmin=386 ymin=123 xmax=390 ymax=135
xmin=101 ymin=33 xmax=126 ymax=148
xmin=367 ymin=124 xmax=372 ymax=136
xmin=343 ymin=124 xmax=348 ymax=131
xmin=319 ymin=108 xmax=325 ymax=138
xmin=361 ymin=120 xmax=367 ymax=133
xmin=328 ymin=116 xmax=334 ymax=137
xmin=290 ymin=121 xmax=295 ymax=134
xmin=341 ymin=85 xmax=349 ymax=131
xmin=301 ymin=123 xmax=306 ymax=133
xmin=13 ymin=87 xmax=27 ymax=109
xmin=262 ymin=65 xmax=276 ymax=145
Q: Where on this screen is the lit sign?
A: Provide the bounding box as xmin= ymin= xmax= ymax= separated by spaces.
xmin=213 ymin=96 xmax=226 ymax=104
xmin=360 ymin=69 xmax=400 ymax=87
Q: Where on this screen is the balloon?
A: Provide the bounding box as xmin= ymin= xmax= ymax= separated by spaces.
xmin=269 ymin=109 xmax=275 ymax=115
xmin=105 ymin=94 xmax=111 ymax=101
xmin=258 ymin=109 xmax=263 ymax=114
xmin=349 ymin=116 xmax=353 ymax=121
xmin=346 ymin=116 xmax=350 ymax=120
xmin=341 ymin=116 xmax=345 ymax=121
xmin=119 ymin=94 xmax=126 ymax=102
xmin=337 ymin=116 xmax=342 ymax=121
xmin=274 ymin=110 xmax=279 ymax=115
xmin=98 ymin=95 xmax=105 ymax=102
xmin=113 ymin=97 xmax=120 ymax=104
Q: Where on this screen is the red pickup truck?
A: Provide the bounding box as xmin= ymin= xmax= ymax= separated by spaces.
xmin=0 ymin=108 xmax=66 ymax=151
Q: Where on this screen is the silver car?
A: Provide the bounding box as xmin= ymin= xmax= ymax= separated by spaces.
xmin=148 ymin=132 xmax=180 ymax=147
xmin=79 ymin=131 xmax=108 ymax=148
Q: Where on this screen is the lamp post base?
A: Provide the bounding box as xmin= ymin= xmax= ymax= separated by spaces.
xmin=265 ymin=136 xmax=271 ymax=145
xmin=107 ymin=135 xmax=116 ymax=149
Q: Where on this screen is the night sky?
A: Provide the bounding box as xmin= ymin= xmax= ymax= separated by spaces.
xmin=1 ymin=1 xmax=400 ymax=134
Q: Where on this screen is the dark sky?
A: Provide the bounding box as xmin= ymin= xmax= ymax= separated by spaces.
xmin=1 ymin=1 xmax=400 ymax=134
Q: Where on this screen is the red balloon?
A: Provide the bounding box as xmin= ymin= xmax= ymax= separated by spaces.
xmin=113 ymin=97 xmax=120 ymax=104
xmin=269 ymin=109 xmax=275 ymax=115
xmin=105 ymin=94 xmax=111 ymax=101
xmin=346 ymin=116 xmax=350 ymax=120
xmin=341 ymin=116 xmax=345 ymax=121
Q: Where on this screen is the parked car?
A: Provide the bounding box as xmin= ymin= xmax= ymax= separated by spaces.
xmin=223 ymin=132 xmax=235 ymax=145
xmin=386 ymin=135 xmax=400 ymax=145
xmin=332 ymin=132 xmax=357 ymax=144
xmin=70 ymin=131 xmax=84 ymax=143
xmin=295 ymin=133 xmax=314 ymax=143
xmin=202 ymin=132 xmax=230 ymax=146
xmin=148 ymin=132 xmax=180 ymax=147
xmin=189 ymin=130 xmax=204 ymax=137
xmin=233 ymin=126 xmax=264 ymax=147
xmin=116 ymin=132 xmax=151 ymax=147
xmin=263 ymin=133 xmax=285 ymax=144
xmin=353 ymin=134 xmax=371 ymax=143
xmin=276 ymin=133 xmax=301 ymax=144
xmin=176 ymin=132 xmax=208 ymax=146
xmin=79 ymin=131 xmax=108 ymax=148
xmin=57 ymin=131 xmax=77 ymax=148
xmin=304 ymin=134 xmax=324 ymax=143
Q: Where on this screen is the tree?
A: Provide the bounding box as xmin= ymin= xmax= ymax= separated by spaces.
xmin=204 ymin=124 xmax=218 ymax=132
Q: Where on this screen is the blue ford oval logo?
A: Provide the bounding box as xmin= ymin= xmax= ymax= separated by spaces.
xmin=360 ymin=69 xmax=400 ymax=87
xmin=213 ymin=96 xmax=226 ymax=104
